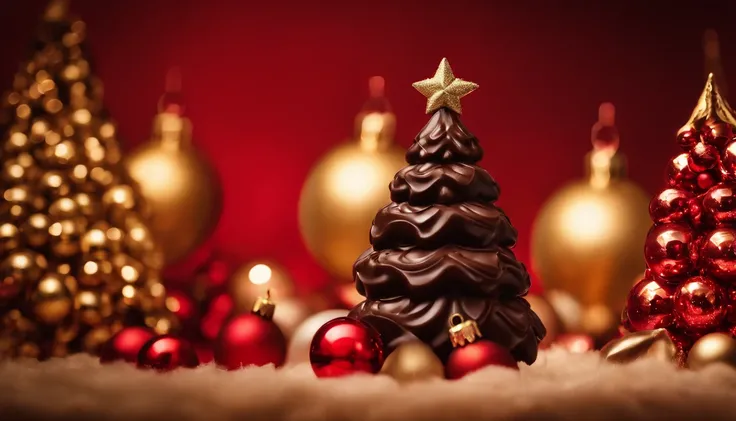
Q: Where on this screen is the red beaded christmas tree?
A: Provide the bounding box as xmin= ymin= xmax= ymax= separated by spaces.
xmin=625 ymin=73 xmax=736 ymax=355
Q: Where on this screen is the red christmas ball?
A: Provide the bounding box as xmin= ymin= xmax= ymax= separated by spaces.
xmin=700 ymin=228 xmax=736 ymax=282
xmin=667 ymin=153 xmax=698 ymax=190
xmin=445 ymin=340 xmax=517 ymax=380
xmin=703 ymin=183 xmax=736 ymax=225
xmin=697 ymin=171 xmax=721 ymax=192
xmin=99 ymin=326 xmax=155 ymax=364
xmin=644 ymin=223 xmax=694 ymax=279
xmin=649 ymin=188 xmax=694 ymax=224
xmin=137 ymin=335 xmax=200 ymax=371
xmin=674 ymin=276 xmax=727 ymax=331
xmin=626 ymin=278 xmax=675 ymax=331
xmin=309 ymin=317 xmax=384 ymax=378
xmin=676 ymin=127 xmax=700 ymax=150
xmin=704 ymin=122 xmax=734 ymax=149
xmin=215 ymin=312 xmax=287 ymax=369
xmin=688 ymin=142 xmax=720 ymax=172
xmin=722 ymin=142 xmax=736 ymax=178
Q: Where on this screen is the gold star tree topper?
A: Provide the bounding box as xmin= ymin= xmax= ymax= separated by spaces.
xmin=412 ymin=58 xmax=479 ymax=114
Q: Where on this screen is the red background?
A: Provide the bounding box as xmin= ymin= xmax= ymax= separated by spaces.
xmin=2 ymin=0 xmax=736 ymax=293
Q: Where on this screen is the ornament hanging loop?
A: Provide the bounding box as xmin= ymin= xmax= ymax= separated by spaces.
xmin=448 ymin=313 xmax=482 ymax=348
xmin=587 ymin=102 xmax=626 ymax=188
xmin=152 ymin=67 xmax=192 ymax=151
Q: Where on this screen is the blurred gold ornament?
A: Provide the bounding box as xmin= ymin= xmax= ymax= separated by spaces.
xmin=125 ymin=69 xmax=222 ymax=265
xmin=74 ymin=290 xmax=112 ymax=325
xmin=600 ymin=328 xmax=677 ymax=365
xmin=380 ymin=341 xmax=444 ymax=383
xmin=286 ymin=309 xmax=349 ymax=365
xmin=546 ymin=289 xmax=583 ymax=333
xmin=526 ymin=294 xmax=561 ymax=347
xmin=230 ymin=261 xmax=296 ymax=310
xmin=687 ymin=333 xmax=736 ymax=370
xmin=0 ymin=250 xmax=47 ymax=300
xmin=531 ymin=103 xmax=650 ymax=337
xmin=22 ymin=213 xmax=50 ymax=247
xmin=299 ymin=77 xmax=405 ymax=280
xmin=31 ymin=272 xmax=72 ymax=324
xmin=0 ymin=223 xmax=20 ymax=253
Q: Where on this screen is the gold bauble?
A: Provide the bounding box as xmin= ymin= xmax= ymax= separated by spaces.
xmin=380 ymin=341 xmax=444 ymax=383
xmin=687 ymin=333 xmax=736 ymax=370
xmin=531 ymin=104 xmax=650 ymax=336
xmin=600 ymin=328 xmax=677 ymax=365
xmin=31 ymin=272 xmax=72 ymax=324
xmin=299 ymin=78 xmax=405 ymax=280
xmin=0 ymin=250 xmax=47 ymax=300
xmin=125 ymin=80 xmax=222 ymax=265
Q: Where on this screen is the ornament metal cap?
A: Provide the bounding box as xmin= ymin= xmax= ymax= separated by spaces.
xmin=448 ymin=313 xmax=482 ymax=348
xmin=252 ymin=290 xmax=276 ymax=320
xmin=683 ymin=73 xmax=736 ymax=130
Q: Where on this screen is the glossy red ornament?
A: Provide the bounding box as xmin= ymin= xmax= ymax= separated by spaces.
xmin=722 ymin=142 xmax=736 ymax=178
xmin=688 ymin=142 xmax=720 ymax=172
xmin=674 ymin=276 xmax=727 ymax=331
xmin=676 ymin=127 xmax=700 ymax=150
xmin=727 ymin=287 xmax=736 ymax=324
xmin=700 ymin=228 xmax=736 ymax=281
xmin=309 ymin=317 xmax=384 ymax=378
xmin=626 ymin=278 xmax=675 ymax=331
xmin=445 ymin=339 xmax=517 ymax=379
xmin=215 ymin=312 xmax=287 ymax=369
xmin=697 ymin=171 xmax=721 ymax=192
xmin=703 ymin=183 xmax=736 ymax=224
xmin=99 ymin=326 xmax=155 ymax=364
xmin=649 ymin=188 xmax=694 ymax=224
xmin=137 ymin=334 xmax=200 ymax=371
xmin=704 ymin=122 xmax=734 ymax=149
xmin=644 ymin=223 xmax=694 ymax=279
xmin=667 ymin=153 xmax=698 ymax=190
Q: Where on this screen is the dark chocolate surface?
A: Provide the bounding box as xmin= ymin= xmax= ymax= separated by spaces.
xmin=370 ymin=202 xmax=517 ymax=250
xmin=390 ymin=163 xmax=499 ymax=205
xmin=406 ymin=108 xmax=483 ymax=165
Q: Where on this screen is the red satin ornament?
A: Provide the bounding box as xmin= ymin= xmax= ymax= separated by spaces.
xmin=722 ymin=142 xmax=736 ymax=178
xmin=626 ymin=278 xmax=675 ymax=331
xmin=703 ymin=183 xmax=736 ymax=224
xmin=445 ymin=340 xmax=518 ymax=379
xmin=309 ymin=317 xmax=384 ymax=378
xmin=688 ymin=142 xmax=720 ymax=172
xmin=649 ymin=188 xmax=694 ymax=224
xmin=99 ymin=326 xmax=155 ymax=364
xmin=700 ymin=228 xmax=736 ymax=281
xmin=676 ymin=127 xmax=700 ymax=150
xmin=644 ymin=223 xmax=694 ymax=279
xmin=215 ymin=312 xmax=287 ymax=369
xmin=674 ymin=276 xmax=727 ymax=331
xmin=704 ymin=122 xmax=734 ymax=149
xmin=137 ymin=335 xmax=200 ymax=371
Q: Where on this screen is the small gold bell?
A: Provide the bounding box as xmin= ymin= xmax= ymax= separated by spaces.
xmin=448 ymin=313 xmax=482 ymax=348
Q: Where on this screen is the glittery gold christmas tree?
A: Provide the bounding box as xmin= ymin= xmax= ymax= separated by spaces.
xmin=0 ymin=0 xmax=176 ymax=360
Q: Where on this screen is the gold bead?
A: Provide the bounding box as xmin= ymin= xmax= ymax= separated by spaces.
xmin=102 ymin=185 xmax=136 ymax=224
xmin=48 ymin=197 xmax=80 ymax=219
xmin=77 ymin=257 xmax=116 ymax=288
xmin=22 ymin=213 xmax=51 ymax=247
xmin=1 ymin=184 xmax=44 ymax=223
xmin=112 ymin=253 xmax=144 ymax=285
xmin=144 ymin=309 xmax=179 ymax=335
xmin=18 ymin=342 xmax=41 ymax=359
xmin=380 ymin=341 xmax=444 ymax=383
xmin=82 ymin=324 xmax=114 ymax=355
xmin=687 ymin=333 xmax=736 ymax=370
xmin=0 ymin=223 xmax=21 ymax=254
xmin=31 ymin=272 xmax=73 ymax=324
xmin=55 ymin=318 xmax=79 ymax=344
xmin=0 ymin=250 xmax=48 ymax=300
xmin=38 ymin=170 xmax=71 ymax=198
xmin=48 ymin=218 xmax=85 ymax=257
xmin=72 ymin=192 xmax=102 ymax=220
xmin=74 ymin=289 xmax=112 ymax=325
xmin=600 ymin=329 xmax=678 ymax=365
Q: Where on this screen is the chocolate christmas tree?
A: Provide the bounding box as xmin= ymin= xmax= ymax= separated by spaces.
xmin=349 ymin=59 xmax=546 ymax=364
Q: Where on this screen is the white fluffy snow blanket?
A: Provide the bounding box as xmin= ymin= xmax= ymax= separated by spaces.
xmin=1 ymin=349 xmax=736 ymax=421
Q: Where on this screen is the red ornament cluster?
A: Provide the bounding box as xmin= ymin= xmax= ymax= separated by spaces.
xmin=626 ymin=74 xmax=736 ymax=355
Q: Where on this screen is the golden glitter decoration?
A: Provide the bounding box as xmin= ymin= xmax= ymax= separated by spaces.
xmin=412 ymin=58 xmax=479 ymax=114
xmin=0 ymin=1 xmax=176 ymax=360
xmin=600 ymin=329 xmax=678 ymax=365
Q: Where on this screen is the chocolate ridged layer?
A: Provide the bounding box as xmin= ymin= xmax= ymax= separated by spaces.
xmin=406 ymin=108 xmax=483 ymax=165
xmin=370 ymin=202 xmax=516 ymax=250
xmin=349 ymin=296 xmax=545 ymax=364
xmin=354 ymin=246 xmax=530 ymax=301
xmin=390 ymin=163 xmax=499 ymax=205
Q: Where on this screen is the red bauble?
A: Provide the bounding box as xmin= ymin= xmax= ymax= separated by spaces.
xmin=215 ymin=312 xmax=287 ymax=369
xmin=722 ymin=142 xmax=736 ymax=178
xmin=674 ymin=276 xmax=727 ymax=331
xmin=137 ymin=335 xmax=200 ymax=371
xmin=704 ymin=122 xmax=734 ymax=149
xmin=445 ymin=340 xmax=517 ymax=379
xmin=700 ymin=228 xmax=736 ymax=281
xmin=309 ymin=317 xmax=384 ymax=378
xmin=667 ymin=153 xmax=698 ymax=190
xmin=649 ymin=188 xmax=694 ymax=224
xmin=688 ymin=142 xmax=719 ymax=172
xmin=99 ymin=327 xmax=155 ymax=364
xmin=644 ymin=223 xmax=694 ymax=279
xmin=626 ymin=278 xmax=675 ymax=331
xmin=676 ymin=127 xmax=700 ymax=150
xmin=703 ymin=183 xmax=736 ymax=225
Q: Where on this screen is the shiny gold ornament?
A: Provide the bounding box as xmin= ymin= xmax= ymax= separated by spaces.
xmin=22 ymin=213 xmax=50 ymax=247
xmin=0 ymin=223 xmax=20 ymax=253
xmin=687 ymin=333 xmax=736 ymax=370
xmin=412 ymin=58 xmax=479 ymax=114
xmin=31 ymin=272 xmax=73 ymax=324
xmin=74 ymin=290 xmax=112 ymax=325
xmin=380 ymin=341 xmax=444 ymax=383
xmin=526 ymin=294 xmax=561 ymax=347
xmin=48 ymin=218 xmax=85 ymax=257
xmin=144 ymin=309 xmax=179 ymax=335
xmin=125 ymin=70 xmax=222 ymax=265
xmin=77 ymin=257 xmax=116 ymax=288
xmin=299 ymin=77 xmax=406 ymax=280
xmin=0 ymin=250 xmax=47 ymax=300
xmin=531 ymin=103 xmax=650 ymax=338
xmin=600 ymin=328 xmax=677 ymax=365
